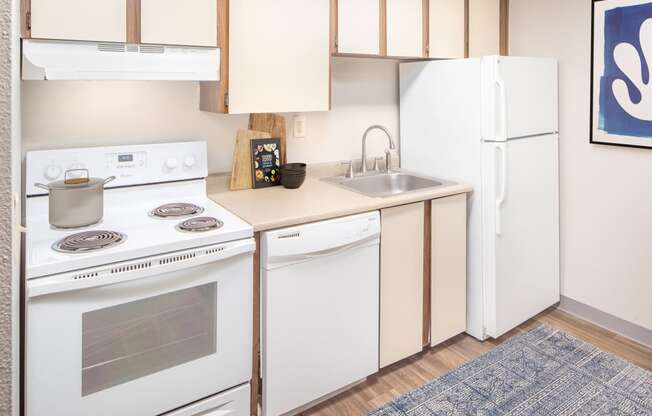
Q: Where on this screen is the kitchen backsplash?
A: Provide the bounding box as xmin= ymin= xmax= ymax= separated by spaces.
xmin=21 ymin=58 xmax=399 ymax=174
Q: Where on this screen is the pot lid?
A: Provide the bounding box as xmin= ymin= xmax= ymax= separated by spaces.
xmin=46 ymin=176 xmax=106 ymax=190
xmin=41 ymin=169 xmax=113 ymax=190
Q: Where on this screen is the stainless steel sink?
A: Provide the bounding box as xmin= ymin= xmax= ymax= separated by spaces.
xmin=324 ymin=171 xmax=449 ymax=198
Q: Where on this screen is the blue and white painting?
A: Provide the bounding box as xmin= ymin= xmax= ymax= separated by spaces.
xmin=592 ymin=0 xmax=652 ymax=148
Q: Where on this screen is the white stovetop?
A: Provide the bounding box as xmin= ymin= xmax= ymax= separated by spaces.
xmin=25 ymin=180 xmax=253 ymax=279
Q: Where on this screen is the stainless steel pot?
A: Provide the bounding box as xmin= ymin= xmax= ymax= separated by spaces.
xmin=35 ymin=169 xmax=115 ymax=229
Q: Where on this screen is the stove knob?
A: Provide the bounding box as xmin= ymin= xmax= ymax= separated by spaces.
xmin=184 ymin=155 xmax=196 ymax=168
xmin=44 ymin=164 xmax=62 ymax=181
xmin=165 ymin=158 xmax=179 ymax=170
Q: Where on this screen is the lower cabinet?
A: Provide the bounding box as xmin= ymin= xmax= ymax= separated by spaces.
xmin=379 ymin=202 xmax=425 ymax=368
xmin=379 ymin=195 xmax=467 ymax=368
xmin=430 ymin=194 xmax=467 ymax=346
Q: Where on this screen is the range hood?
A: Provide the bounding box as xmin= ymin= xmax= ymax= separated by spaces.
xmin=22 ymin=39 xmax=220 ymax=81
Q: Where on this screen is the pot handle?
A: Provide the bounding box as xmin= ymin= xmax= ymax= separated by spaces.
xmin=34 ymin=183 xmax=50 ymax=191
xmin=103 ymin=176 xmax=116 ymax=185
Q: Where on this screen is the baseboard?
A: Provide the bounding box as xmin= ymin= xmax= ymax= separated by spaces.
xmin=558 ymin=296 xmax=652 ymax=348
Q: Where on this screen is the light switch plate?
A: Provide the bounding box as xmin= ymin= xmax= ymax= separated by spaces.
xmin=293 ymin=115 xmax=306 ymax=138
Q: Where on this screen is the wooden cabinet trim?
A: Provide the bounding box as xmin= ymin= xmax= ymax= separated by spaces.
xmin=464 ymin=0 xmax=470 ymax=58
xmin=379 ymin=0 xmax=387 ymax=56
xmin=217 ymin=0 xmax=229 ymax=111
xmin=422 ymin=200 xmax=432 ymax=347
xmin=126 ymin=0 xmax=141 ymax=44
xmin=21 ymin=0 xmax=30 ymax=38
xmin=421 ymin=0 xmax=429 ymax=58
xmin=330 ymin=0 xmax=338 ymax=53
xmin=500 ymin=0 xmax=509 ymax=55
xmin=251 ymin=232 xmax=261 ymax=416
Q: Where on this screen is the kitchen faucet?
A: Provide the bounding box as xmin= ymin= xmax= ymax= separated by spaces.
xmin=361 ymin=125 xmax=396 ymax=174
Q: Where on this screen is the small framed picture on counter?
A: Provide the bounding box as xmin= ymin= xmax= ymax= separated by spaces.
xmin=251 ymin=138 xmax=282 ymax=188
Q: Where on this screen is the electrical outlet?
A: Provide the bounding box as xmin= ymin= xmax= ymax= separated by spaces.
xmin=293 ymin=115 xmax=306 ymax=138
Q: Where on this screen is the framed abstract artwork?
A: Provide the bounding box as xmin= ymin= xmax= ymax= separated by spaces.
xmin=591 ymin=0 xmax=652 ymax=148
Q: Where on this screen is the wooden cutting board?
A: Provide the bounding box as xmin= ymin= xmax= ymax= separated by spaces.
xmin=249 ymin=113 xmax=287 ymax=164
xmin=230 ymin=129 xmax=272 ymax=191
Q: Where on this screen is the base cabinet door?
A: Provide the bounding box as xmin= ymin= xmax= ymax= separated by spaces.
xmin=431 ymin=194 xmax=467 ymax=346
xmin=30 ymin=0 xmax=126 ymax=42
xmin=380 ymin=202 xmax=424 ymax=368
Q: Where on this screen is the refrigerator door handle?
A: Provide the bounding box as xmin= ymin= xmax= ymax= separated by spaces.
xmin=495 ymin=143 xmax=508 ymax=235
xmin=495 ymin=59 xmax=508 ymax=141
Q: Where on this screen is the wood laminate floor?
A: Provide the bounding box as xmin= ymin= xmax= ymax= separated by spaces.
xmin=300 ymin=308 xmax=652 ymax=416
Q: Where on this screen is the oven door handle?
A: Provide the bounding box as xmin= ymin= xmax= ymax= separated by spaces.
xmin=27 ymin=238 xmax=256 ymax=298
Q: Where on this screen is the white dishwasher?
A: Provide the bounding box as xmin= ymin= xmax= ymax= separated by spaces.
xmin=261 ymin=212 xmax=381 ymax=416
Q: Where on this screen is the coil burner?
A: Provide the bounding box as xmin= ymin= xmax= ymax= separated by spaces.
xmin=53 ymin=230 xmax=127 ymax=253
xmin=176 ymin=217 xmax=224 ymax=233
xmin=150 ymin=203 xmax=204 ymax=219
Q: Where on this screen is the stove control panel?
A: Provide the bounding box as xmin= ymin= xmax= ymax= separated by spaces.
xmin=26 ymin=141 xmax=208 ymax=196
xmin=106 ymin=151 xmax=147 ymax=171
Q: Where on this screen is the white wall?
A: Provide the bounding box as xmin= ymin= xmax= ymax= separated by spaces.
xmin=21 ymin=57 xmax=399 ymax=173
xmin=510 ymin=0 xmax=652 ymax=330
xmin=11 ymin=0 xmax=21 ymax=412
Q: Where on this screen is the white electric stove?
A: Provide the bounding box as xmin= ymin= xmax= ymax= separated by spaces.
xmin=24 ymin=142 xmax=253 ymax=416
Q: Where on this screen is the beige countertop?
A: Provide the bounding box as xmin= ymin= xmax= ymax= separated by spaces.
xmin=207 ymin=167 xmax=472 ymax=232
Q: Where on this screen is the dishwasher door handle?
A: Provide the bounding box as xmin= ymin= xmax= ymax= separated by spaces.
xmin=266 ymin=233 xmax=379 ymax=268
xmin=303 ymin=235 xmax=378 ymax=259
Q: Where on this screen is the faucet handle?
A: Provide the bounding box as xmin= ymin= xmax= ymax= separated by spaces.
xmin=340 ymin=160 xmax=355 ymax=178
xmin=372 ymin=157 xmax=384 ymax=172
xmin=384 ymin=149 xmax=393 ymax=173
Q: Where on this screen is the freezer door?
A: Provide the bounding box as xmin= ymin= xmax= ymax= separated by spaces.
xmin=482 ymin=56 xmax=558 ymax=141
xmin=482 ymin=134 xmax=560 ymax=338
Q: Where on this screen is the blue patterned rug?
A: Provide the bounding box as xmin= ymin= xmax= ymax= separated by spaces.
xmin=370 ymin=326 xmax=651 ymax=415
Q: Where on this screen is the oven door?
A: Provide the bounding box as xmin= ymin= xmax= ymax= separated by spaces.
xmin=26 ymin=238 xmax=254 ymax=416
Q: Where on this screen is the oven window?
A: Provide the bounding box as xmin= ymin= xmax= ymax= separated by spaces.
xmin=81 ymin=283 xmax=217 ymax=396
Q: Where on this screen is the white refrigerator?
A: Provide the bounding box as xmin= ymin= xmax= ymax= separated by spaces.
xmin=400 ymin=56 xmax=560 ymax=340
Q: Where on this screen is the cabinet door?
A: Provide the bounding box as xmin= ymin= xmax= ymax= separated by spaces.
xmin=337 ymin=0 xmax=380 ymax=55
xmin=229 ymin=0 xmax=330 ymax=114
xmin=431 ymin=194 xmax=467 ymax=346
xmin=30 ymin=0 xmax=126 ymax=42
xmin=429 ymin=0 xmax=465 ymax=58
xmin=386 ymin=0 xmax=423 ymax=58
xmin=468 ymin=0 xmax=500 ymax=57
xmin=380 ymin=203 xmax=424 ymax=368
xmin=141 ymin=0 xmax=218 ymax=47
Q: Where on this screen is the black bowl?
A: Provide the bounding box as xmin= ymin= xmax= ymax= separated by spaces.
xmin=280 ymin=171 xmax=306 ymax=189
xmin=281 ymin=163 xmax=307 ymax=171
xmin=281 ymin=170 xmax=305 ymax=176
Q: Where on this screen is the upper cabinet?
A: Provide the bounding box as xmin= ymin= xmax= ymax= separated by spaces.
xmin=29 ymin=0 xmax=126 ymax=42
xmin=386 ymin=0 xmax=424 ymax=58
xmin=468 ymin=0 xmax=503 ymax=57
xmin=336 ymin=0 xmax=381 ymax=55
xmin=25 ymin=0 xmax=220 ymax=47
xmin=229 ymin=0 xmax=330 ymax=114
xmin=332 ymin=0 xmax=487 ymax=60
xmin=428 ymin=0 xmax=465 ymax=59
xmin=201 ymin=0 xmax=331 ymax=114
xmin=140 ymin=0 xmax=218 ymax=47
